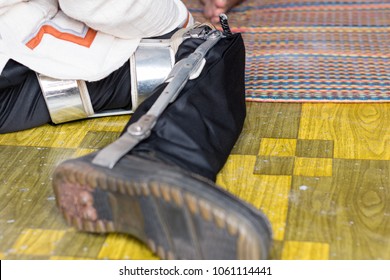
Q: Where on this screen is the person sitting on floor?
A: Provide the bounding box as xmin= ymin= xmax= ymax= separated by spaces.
xmin=0 ymin=0 xmax=271 ymax=260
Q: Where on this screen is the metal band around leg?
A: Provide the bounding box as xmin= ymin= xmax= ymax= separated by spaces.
xmin=130 ymin=39 xmax=175 ymax=111
xmin=37 ymin=73 xmax=95 ymax=124
xmin=128 ymin=24 xmax=207 ymax=111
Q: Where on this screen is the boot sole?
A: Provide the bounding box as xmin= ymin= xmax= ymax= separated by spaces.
xmin=52 ymin=154 xmax=272 ymax=259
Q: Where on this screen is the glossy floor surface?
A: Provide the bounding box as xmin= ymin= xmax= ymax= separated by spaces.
xmin=1 ymin=102 xmax=389 ymax=260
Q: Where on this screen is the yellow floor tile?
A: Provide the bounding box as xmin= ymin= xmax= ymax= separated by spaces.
xmin=282 ymin=241 xmax=329 ymax=260
xmin=259 ymin=138 xmax=297 ymax=157
xmin=0 ymin=124 xmax=87 ymax=148
xmin=296 ymin=139 xmax=334 ymax=158
xmin=294 ymin=157 xmax=333 ymax=177
xmin=255 ymin=156 xmax=294 ymax=175
xmin=0 ymin=116 xmax=128 ymax=149
xmin=299 ymin=103 xmax=390 ymax=160
xmin=50 ymin=256 xmax=94 ymax=260
xmin=98 ymin=234 xmax=158 ymax=260
xmin=298 ymin=103 xmax=338 ymax=141
xmin=73 ymin=148 xmax=98 ymax=157
xmin=217 ymin=155 xmax=291 ymax=240
xmin=11 ymin=229 xmax=66 ymax=256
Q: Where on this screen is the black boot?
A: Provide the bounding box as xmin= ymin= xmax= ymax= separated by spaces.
xmin=52 ymin=32 xmax=272 ymax=259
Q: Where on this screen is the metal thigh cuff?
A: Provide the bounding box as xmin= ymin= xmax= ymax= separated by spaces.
xmin=37 ymin=74 xmax=95 ymax=124
xmin=129 ymin=38 xmax=175 ymax=110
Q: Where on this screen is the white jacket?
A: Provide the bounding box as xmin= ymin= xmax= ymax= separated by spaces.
xmin=0 ymin=0 xmax=191 ymax=81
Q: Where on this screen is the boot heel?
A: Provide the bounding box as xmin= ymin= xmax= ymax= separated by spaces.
xmin=53 ymin=163 xmax=116 ymax=233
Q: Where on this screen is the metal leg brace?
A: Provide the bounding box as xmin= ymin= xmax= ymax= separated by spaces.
xmin=91 ymin=29 xmax=224 ymax=169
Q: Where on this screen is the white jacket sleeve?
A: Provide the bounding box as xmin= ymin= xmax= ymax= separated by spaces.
xmin=58 ymin=0 xmax=189 ymax=39
xmin=0 ymin=0 xmax=58 ymax=15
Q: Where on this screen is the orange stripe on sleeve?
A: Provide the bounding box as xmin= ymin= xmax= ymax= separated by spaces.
xmin=26 ymin=25 xmax=97 ymax=50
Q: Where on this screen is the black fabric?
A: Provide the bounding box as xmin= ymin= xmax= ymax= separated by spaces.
xmin=127 ymin=34 xmax=246 ymax=181
xmin=0 ymin=60 xmax=132 ymax=134
xmin=0 ymin=60 xmax=33 ymax=89
xmin=0 ymin=61 xmax=50 ymax=134
xmin=86 ymin=62 xmax=132 ymax=112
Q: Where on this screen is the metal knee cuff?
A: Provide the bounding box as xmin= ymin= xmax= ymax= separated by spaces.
xmin=36 ymin=74 xmax=95 ymax=124
xmin=37 ymin=73 xmax=134 ymax=124
xmin=129 ymin=39 xmax=175 ymax=109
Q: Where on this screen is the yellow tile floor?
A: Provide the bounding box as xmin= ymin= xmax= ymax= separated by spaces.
xmin=1 ymin=102 xmax=389 ymax=260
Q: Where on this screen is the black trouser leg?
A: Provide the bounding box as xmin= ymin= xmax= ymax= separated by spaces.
xmin=0 ymin=61 xmax=50 ymax=134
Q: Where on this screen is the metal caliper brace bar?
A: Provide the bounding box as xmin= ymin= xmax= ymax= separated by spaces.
xmin=92 ymin=30 xmax=224 ymax=168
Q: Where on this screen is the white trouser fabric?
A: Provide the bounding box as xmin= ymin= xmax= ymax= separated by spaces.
xmin=0 ymin=0 xmax=192 ymax=81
